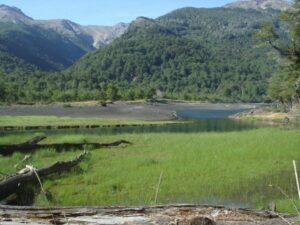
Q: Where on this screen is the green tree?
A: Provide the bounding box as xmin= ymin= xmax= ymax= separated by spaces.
xmin=268 ymin=68 xmax=295 ymax=105
xmin=106 ymin=83 xmax=119 ymax=101
xmin=145 ymin=88 xmax=156 ymax=100
xmin=258 ymin=0 xmax=300 ymax=105
xmin=0 ymin=78 xmax=6 ymax=102
xmin=124 ymin=89 xmax=135 ymax=100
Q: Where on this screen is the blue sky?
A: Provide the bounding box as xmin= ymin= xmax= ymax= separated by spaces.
xmin=0 ymin=0 xmax=235 ymax=25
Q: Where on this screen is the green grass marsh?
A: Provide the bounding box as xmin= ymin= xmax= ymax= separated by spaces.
xmin=0 ymin=128 xmax=300 ymax=213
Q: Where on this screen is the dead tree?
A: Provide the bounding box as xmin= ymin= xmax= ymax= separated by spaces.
xmin=0 ymin=151 xmax=87 ymax=203
xmin=0 ymin=136 xmax=47 ymax=155
xmin=0 ymin=136 xmax=132 ymax=156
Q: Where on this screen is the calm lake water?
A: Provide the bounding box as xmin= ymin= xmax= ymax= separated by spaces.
xmin=0 ymin=108 xmax=261 ymax=136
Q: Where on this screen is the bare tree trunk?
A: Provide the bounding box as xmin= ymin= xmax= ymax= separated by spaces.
xmin=0 ymin=136 xmax=47 ymax=155
xmin=0 ymin=151 xmax=87 ymax=201
xmin=0 ymin=137 xmax=131 ymax=156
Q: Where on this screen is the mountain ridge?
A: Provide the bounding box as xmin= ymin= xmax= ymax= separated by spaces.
xmin=225 ymin=0 xmax=290 ymax=10
xmin=0 ymin=4 xmax=129 ymax=48
xmin=0 ymin=4 xmax=129 ymax=71
xmin=0 ymin=4 xmax=33 ymax=23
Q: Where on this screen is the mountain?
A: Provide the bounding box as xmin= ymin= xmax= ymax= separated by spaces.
xmin=35 ymin=19 xmax=129 ymax=49
xmin=57 ymin=7 xmax=282 ymax=102
xmin=0 ymin=5 xmax=128 ymax=72
xmin=81 ymin=23 xmax=129 ymax=48
xmin=225 ymin=0 xmax=290 ymax=10
xmin=0 ymin=4 xmax=32 ymax=23
xmin=0 ymin=6 xmax=286 ymax=103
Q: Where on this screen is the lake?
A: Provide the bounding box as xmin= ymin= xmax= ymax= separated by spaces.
xmin=0 ymin=108 xmax=260 ymax=136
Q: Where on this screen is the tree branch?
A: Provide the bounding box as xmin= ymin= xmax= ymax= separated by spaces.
xmin=0 ymin=151 xmax=88 ymax=201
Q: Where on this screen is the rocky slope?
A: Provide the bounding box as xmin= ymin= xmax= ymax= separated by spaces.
xmin=81 ymin=22 xmax=129 ymax=48
xmin=35 ymin=19 xmax=129 ymax=49
xmin=0 ymin=4 xmax=32 ymax=23
xmin=225 ymin=0 xmax=290 ymax=10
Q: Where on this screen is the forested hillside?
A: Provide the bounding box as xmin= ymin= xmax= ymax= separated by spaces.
xmin=61 ymin=8 xmax=281 ymax=102
xmin=0 ymin=7 xmax=285 ymax=103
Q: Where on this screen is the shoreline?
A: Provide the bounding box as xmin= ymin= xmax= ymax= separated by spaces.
xmin=230 ymin=104 xmax=300 ymax=125
xmin=0 ymin=100 xmax=259 ymax=119
xmin=0 ymin=101 xmax=259 ymax=130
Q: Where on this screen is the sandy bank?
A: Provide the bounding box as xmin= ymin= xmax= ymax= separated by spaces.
xmin=231 ymin=104 xmax=300 ymax=124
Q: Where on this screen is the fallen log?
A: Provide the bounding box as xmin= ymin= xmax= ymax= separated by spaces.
xmin=38 ymin=140 xmax=132 ymax=152
xmin=0 ymin=136 xmax=47 ymax=155
xmin=0 ymin=136 xmax=46 ymax=156
xmin=0 ymin=204 xmax=298 ymax=225
xmin=0 ymin=136 xmax=132 ymax=156
xmin=0 ymin=151 xmax=87 ymax=203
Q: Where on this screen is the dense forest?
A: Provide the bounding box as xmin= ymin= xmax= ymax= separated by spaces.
xmin=0 ymin=7 xmax=288 ymax=103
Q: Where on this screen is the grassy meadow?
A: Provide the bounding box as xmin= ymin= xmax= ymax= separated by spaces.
xmin=0 ymin=128 xmax=300 ymax=213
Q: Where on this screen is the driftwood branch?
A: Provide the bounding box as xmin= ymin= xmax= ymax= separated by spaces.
xmin=0 ymin=136 xmax=47 ymax=155
xmin=0 ymin=151 xmax=87 ymax=201
xmin=0 ymin=136 xmax=132 ymax=156
xmin=0 ymin=205 xmax=296 ymax=225
xmin=39 ymin=140 xmax=132 ymax=152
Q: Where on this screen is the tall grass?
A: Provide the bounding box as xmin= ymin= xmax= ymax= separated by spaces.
xmin=0 ymin=128 xmax=299 ymax=212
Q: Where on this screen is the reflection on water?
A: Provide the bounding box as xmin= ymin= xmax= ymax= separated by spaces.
xmin=176 ymin=108 xmax=246 ymax=119
xmin=0 ymin=109 xmax=262 ymax=136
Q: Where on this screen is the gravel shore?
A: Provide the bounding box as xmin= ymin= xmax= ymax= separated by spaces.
xmin=0 ymin=101 xmax=259 ymax=121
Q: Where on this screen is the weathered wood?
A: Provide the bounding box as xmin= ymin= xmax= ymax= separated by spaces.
xmin=38 ymin=140 xmax=132 ymax=152
xmin=0 ymin=136 xmax=131 ymax=156
xmin=0 ymin=205 xmax=298 ymax=225
xmin=0 ymin=151 xmax=87 ymax=201
xmin=0 ymin=136 xmax=47 ymax=155
xmin=190 ymin=217 xmax=216 ymax=225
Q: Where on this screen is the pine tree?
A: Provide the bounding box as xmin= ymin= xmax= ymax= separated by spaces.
xmin=258 ymin=0 xmax=300 ymax=105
